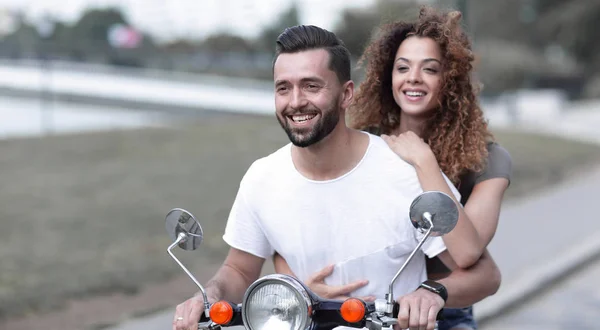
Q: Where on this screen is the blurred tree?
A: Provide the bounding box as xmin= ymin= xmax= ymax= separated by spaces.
xmin=255 ymin=3 xmax=300 ymax=53
xmin=68 ymin=7 xmax=128 ymax=59
xmin=161 ymin=39 xmax=199 ymax=54
xmin=469 ymin=0 xmax=595 ymax=97
xmin=334 ymin=0 xmax=421 ymax=58
xmin=202 ymin=33 xmax=255 ymax=53
xmin=333 ymin=8 xmax=378 ymax=58
xmin=45 ymin=21 xmax=79 ymax=59
xmin=55 ymin=7 xmax=158 ymax=66
xmin=536 ymin=0 xmax=600 ymax=67
xmin=2 ymin=22 xmax=38 ymax=58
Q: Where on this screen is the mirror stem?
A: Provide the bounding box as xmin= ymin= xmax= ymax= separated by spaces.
xmin=168 ymin=233 xmax=211 ymax=318
xmin=386 ymin=212 xmax=434 ymax=311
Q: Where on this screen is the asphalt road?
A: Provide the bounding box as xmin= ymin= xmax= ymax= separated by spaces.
xmin=482 ymin=255 xmax=600 ymax=330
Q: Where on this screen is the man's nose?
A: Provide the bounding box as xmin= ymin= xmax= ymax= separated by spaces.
xmin=290 ymin=87 xmax=308 ymax=109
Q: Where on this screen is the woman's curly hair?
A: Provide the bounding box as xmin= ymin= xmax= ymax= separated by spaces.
xmin=348 ymin=6 xmax=493 ymax=184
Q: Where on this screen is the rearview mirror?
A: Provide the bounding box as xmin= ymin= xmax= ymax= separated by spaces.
xmin=165 ymin=208 xmax=203 ymax=251
xmin=409 ymin=191 xmax=459 ymax=236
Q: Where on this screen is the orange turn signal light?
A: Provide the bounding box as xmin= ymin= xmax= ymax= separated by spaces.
xmin=340 ymin=298 xmax=366 ymax=323
xmin=209 ymin=301 xmax=234 ymax=325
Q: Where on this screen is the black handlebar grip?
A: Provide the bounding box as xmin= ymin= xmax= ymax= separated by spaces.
xmin=199 ymin=313 xmax=211 ymax=323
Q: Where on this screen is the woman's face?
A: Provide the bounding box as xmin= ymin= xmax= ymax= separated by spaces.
xmin=391 ymin=36 xmax=443 ymax=118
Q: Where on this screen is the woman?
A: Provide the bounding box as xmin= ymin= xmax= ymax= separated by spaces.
xmin=273 ymin=6 xmax=512 ymax=330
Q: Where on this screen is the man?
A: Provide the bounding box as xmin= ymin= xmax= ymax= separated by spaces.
xmin=173 ymin=25 xmax=500 ymax=330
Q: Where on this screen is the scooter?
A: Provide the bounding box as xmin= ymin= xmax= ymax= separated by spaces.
xmin=165 ymin=190 xmax=459 ymax=330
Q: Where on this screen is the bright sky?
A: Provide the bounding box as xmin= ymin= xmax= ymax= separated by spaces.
xmin=0 ymin=0 xmax=378 ymax=41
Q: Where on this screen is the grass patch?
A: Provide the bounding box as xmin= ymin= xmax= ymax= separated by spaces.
xmin=493 ymin=129 xmax=600 ymax=199
xmin=0 ymin=114 xmax=599 ymax=321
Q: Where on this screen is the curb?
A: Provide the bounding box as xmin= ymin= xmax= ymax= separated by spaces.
xmin=474 ymin=231 xmax=600 ymax=325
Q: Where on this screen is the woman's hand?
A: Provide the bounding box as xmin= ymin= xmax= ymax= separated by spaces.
xmin=381 ymin=131 xmax=435 ymax=168
xmin=274 ymin=253 xmax=374 ymax=301
xmin=305 ymin=265 xmax=375 ymax=301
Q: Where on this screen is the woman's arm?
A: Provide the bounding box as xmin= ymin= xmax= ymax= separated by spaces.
xmin=462 ymin=142 xmax=512 ymax=246
xmin=463 ymin=178 xmax=509 ymax=246
xmin=426 ymin=178 xmax=510 ymax=278
xmin=427 ymin=143 xmax=512 ymax=277
xmin=413 ymin=153 xmax=483 ymax=268
xmin=435 ymin=249 xmax=501 ymax=308
xmin=416 ymin=153 xmax=511 ymax=268
xmin=382 ymin=132 xmax=483 ymax=268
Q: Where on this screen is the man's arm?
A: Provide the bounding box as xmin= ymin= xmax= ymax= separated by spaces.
xmin=435 ymin=248 xmax=501 ymax=308
xmin=173 ymin=248 xmax=264 ymax=330
xmin=205 ymin=248 xmax=265 ymax=303
xmin=396 ymin=249 xmax=500 ymax=329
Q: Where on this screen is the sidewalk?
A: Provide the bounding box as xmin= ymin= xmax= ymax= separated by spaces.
xmin=473 ymin=100 xmax=600 ymax=322
xmin=0 ymin=61 xmax=275 ymax=116
xmin=482 ymin=247 xmax=600 ymax=329
xmin=474 ymin=165 xmax=600 ymax=324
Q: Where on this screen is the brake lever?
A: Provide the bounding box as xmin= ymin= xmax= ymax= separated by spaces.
xmin=366 ymin=313 xmax=397 ymax=330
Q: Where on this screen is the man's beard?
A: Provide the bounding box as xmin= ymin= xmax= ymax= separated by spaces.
xmin=277 ymin=104 xmax=340 ymax=148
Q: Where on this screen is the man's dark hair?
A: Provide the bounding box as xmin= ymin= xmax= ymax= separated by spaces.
xmin=273 ymin=25 xmax=352 ymax=82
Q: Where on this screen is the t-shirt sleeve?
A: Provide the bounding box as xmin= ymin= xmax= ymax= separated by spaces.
xmin=420 ymin=236 xmax=447 ymax=258
xmin=443 ymin=171 xmax=462 ymax=202
xmin=222 ymin=167 xmax=274 ymax=259
xmin=475 ymin=143 xmax=513 ymax=185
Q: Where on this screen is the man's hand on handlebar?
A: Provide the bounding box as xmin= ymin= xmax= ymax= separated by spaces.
xmin=396 ymin=288 xmax=444 ymax=330
xmin=173 ymin=295 xmax=205 ymax=330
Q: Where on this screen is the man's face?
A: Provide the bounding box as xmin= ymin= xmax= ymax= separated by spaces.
xmin=273 ymin=49 xmax=343 ymax=148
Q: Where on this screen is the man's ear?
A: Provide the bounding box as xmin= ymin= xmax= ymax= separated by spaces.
xmin=340 ymin=80 xmax=354 ymax=109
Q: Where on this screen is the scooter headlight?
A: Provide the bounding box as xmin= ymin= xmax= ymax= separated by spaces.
xmin=242 ymin=274 xmax=312 ymax=330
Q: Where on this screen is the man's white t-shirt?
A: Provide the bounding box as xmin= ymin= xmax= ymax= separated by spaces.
xmin=223 ymin=132 xmax=461 ymax=300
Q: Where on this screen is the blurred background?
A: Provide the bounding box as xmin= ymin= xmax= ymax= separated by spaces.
xmin=1 ymin=0 xmax=599 ymax=329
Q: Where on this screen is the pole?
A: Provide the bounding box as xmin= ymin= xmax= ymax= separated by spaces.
xmin=36 ymin=16 xmax=55 ymax=135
